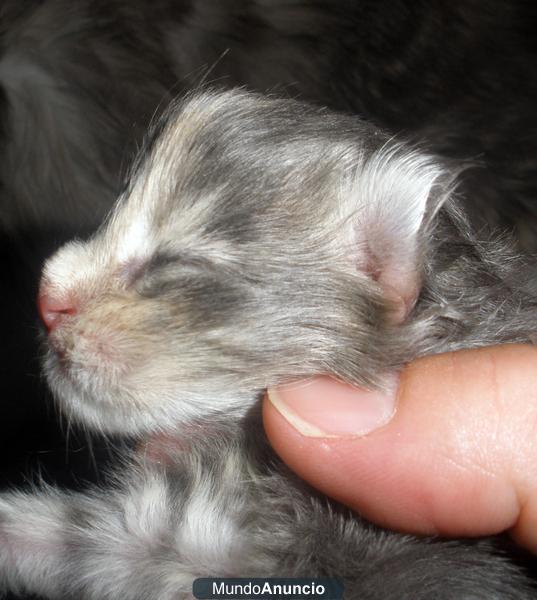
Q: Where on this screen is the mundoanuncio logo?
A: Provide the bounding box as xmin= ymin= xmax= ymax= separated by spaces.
xmin=192 ymin=578 xmax=344 ymax=599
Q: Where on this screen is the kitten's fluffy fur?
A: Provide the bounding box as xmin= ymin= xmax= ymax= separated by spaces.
xmin=0 ymin=90 xmax=535 ymax=599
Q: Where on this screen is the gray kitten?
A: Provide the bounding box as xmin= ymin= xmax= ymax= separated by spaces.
xmin=2 ymin=90 xmax=536 ymax=599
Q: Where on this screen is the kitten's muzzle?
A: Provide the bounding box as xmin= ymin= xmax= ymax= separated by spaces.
xmin=37 ymin=288 xmax=77 ymax=332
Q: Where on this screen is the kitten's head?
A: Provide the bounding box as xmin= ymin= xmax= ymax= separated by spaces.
xmin=39 ymin=89 xmax=454 ymax=435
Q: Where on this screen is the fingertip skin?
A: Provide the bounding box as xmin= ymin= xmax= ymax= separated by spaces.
xmin=263 ymin=345 xmax=537 ymax=549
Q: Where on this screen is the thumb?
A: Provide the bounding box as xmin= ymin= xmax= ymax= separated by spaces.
xmin=263 ymin=344 xmax=537 ymax=553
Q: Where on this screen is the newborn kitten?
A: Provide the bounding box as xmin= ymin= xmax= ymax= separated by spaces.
xmin=1 ymin=90 xmax=536 ymax=599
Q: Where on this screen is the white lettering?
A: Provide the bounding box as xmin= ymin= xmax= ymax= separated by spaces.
xmin=213 ymin=582 xmax=225 ymax=595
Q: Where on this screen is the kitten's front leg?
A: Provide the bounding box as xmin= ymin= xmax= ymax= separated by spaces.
xmin=0 ymin=471 xmax=200 ymax=600
xmin=0 ymin=487 xmax=70 ymax=599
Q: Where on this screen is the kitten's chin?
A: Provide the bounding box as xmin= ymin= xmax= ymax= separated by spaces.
xmin=43 ymin=351 xmax=168 ymax=437
xmin=43 ymin=348 xmax=257 ymax=438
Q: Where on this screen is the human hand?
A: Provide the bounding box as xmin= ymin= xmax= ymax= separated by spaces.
xmin=263 ymin=344 xmax=537 ymax=553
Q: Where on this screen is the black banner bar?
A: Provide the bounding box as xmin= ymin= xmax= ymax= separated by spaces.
xmin=193 ymin=578 xmax=344 ymax=600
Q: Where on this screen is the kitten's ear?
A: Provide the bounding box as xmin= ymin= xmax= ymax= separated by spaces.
xmin=346 ymin=148 xmax=455 ymax=322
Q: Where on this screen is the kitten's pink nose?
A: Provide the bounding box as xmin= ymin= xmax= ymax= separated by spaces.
xmin=38 ymin=290 xmax=76 ymax=332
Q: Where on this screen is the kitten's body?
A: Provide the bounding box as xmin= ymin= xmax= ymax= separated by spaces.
xmin=0 ymin=416 xmax=533 ymax=600
xmin=0 ymin=90 xmax=535 ymax=598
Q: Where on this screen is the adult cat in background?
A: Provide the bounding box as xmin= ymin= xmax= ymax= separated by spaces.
xmin=2 ymin=90 xmax=536 ymax=598
xmin=2 ymin=0 xmax=537 ymax=244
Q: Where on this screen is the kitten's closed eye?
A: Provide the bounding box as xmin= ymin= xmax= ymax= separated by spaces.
xmin=136 ymin=251 xmax=223 ymax=287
